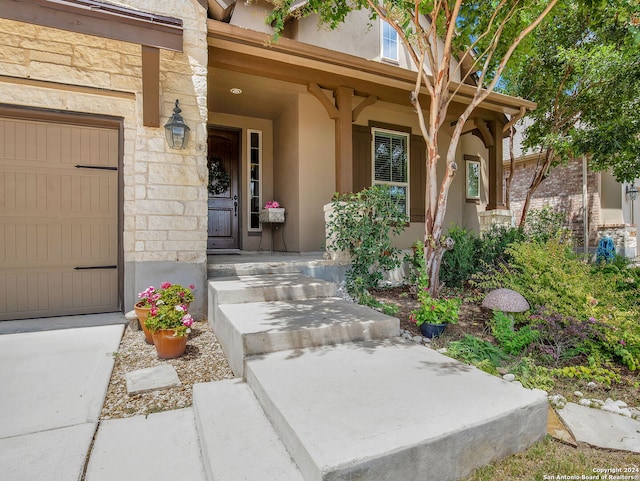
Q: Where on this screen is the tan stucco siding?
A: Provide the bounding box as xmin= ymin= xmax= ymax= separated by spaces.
xmin=275 ymin=97 xmax=301 ymax=251
xmin=298 ymin=93 xmax=336 ymax=252
xmin=460 ymin=134 xmax=490 ymax=233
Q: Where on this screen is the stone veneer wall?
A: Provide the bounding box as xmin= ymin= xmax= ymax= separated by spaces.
xmin=0 ymin=0 xmax=210 ymax=316
xmin=505 ymin=157 xmax=600 ymax=248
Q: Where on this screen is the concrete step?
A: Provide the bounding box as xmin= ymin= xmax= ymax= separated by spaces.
xmin=245 ymin=339 xmax=548 ymax=481
xmin=193 ymin=380 xmax=304 ymax=481
xmin=214 ymin=297 xmax=400 ymax=376
xmin=85 ymin=408 xmax=206 ymax=481
xmin=207 ymin=257 xmax=343 ymax=279
xmin=208 ymin=273 xmax=337 ymax=323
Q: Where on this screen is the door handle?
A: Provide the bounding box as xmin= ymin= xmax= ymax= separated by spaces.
xmin=233 ymin=194 xmax=238 ymax=217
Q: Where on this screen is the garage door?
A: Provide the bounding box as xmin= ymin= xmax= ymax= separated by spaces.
xmin=0 ymin=115 xmax=119 ymax=320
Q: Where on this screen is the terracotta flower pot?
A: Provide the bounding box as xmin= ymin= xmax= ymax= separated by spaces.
xmin=134 ymin=303 xmax=154 ymax=344
xmin=152 ymin=329 xmax=188 ymax=359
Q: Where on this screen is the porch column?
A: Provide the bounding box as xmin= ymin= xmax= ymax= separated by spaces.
xmin=335 ymin=86 xmax=354 ymax=193
xmin=487 ymin=120 xmax=505 ymax=210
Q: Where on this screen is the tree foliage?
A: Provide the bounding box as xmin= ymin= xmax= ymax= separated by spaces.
xmin=500 ymin=0 xmax=640 ymax=225
xmin=266 ymin=0 xmax=557 ymax=296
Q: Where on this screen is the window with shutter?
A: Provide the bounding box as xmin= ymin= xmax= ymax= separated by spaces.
xmin=372 ymin=128 xmax=409 ymax=215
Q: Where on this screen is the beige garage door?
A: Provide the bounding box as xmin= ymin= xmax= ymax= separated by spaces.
xmin=0 ymin=115 xmax=119 ymax=320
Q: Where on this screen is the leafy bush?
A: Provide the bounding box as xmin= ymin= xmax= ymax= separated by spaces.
xmin=509 ymin=357 xmax=555 ymax=391
xmin=530 ymin=309 xmax=604 ymax=365
xmin=440 ymin=226 xmax=478 ymax=288
xmin=523 ymin=205 xmax=571 ymax=244
xmin=327 ymin=185 xmax=408 ymax=298
xmin=447 ymin=335 xmax=509 ymax=367
xmin=409 ymin=289 xmax=461 ymax=326
xmin=473 ymin=238 xmax=640 ymax=370
xmin=549 ymin=365 xmax=622 ymax=387
xmin=491 ymin=310 xmax=539 ymax=355
xmin=476 ymin=223 xmax=524 ymax=269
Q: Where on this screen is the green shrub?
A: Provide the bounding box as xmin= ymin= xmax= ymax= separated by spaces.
xmin=447 ymin=335 xmax=509 ymax=367
xmin=509 ymin=357 xmax=555 ymax=391
xmin=327 ymin=185 xmax=408 ymax=298
xmin=523 ymin=205 xmax=571 ymax=244
xmin=491 ymin=310 xmax=539 ymax=355
xmin=476 ymin=223 xmax=524 ymax=269
xmin=440 ymin=226 xmax=479 ymax=288
xmin=473 ymin=238 xmax=640 ymax=370
xmin=549 ymin=365 xmax=622 ymax=386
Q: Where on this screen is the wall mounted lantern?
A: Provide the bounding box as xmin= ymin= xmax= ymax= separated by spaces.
xmin=626 ymin=184 xmax=639 ymax=201
xmin=164 ymin=99 xmax=190 ymax=150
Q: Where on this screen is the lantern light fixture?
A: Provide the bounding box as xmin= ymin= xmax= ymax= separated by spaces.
xmin=626 ymin=184 xmax=639 ymax=201
xmin=164 ymin=99 xmax=190 ymax=150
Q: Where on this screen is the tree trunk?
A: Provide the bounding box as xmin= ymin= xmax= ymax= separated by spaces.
xmin=519 ymin=148 xmax=554 ymax=227
xmin=505 ymin=127 xmax=516 ymax=210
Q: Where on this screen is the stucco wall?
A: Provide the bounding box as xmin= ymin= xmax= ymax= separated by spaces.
xmin=274 ymin=97 xmax=301 ymax=251
xmin=298 ymin=93 xmax=336 ymax=252
xmin=0 ymin=0 xmax=210 ymax=315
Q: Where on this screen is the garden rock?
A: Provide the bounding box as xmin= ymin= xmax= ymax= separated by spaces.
xmin=481 ymin=288 xmax=530 ymax=313
xmin=573 ymin=391 xmax=584 ymax=398
xmin=502 ymin=374 xmax=515 ymax=382
xmin=548 ymin=394 xmax=567 ymax=409
xmin=586 ymin=381 xmax=597 ymax=389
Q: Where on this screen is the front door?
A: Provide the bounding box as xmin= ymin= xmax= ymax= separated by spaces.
xmin=207 ymin=127 xmax=240 ymax=251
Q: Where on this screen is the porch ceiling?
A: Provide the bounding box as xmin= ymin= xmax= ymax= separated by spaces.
xmin=209 ymin=68 xmax=303 ymax=119
xmin=207 ymin=20 xmax=536 ymax=120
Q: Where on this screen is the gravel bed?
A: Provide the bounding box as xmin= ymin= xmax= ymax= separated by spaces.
xmin=100 ymin=319 xmax=234 ymax=420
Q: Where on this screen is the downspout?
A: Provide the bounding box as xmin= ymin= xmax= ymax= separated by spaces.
xmin=582 ymin=156 xmax=588 ymax=256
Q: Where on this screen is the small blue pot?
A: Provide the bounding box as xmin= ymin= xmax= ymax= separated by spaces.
xmin=420 ymin=322 xmax=448 ymax=339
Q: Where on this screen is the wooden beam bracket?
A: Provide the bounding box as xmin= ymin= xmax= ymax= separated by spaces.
xmin=352 ymin=95 xmax=377 ymax=122
xmin=307 ymin=83 xmax=339 ymax=119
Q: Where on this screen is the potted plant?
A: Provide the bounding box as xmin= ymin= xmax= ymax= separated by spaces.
xmin=259 ymin=200 xmax=285 ymax=223
xmin=409 ymin=287 xmax=461 ymax=339
xmin=145 ymin=303 xmax=194 ymax=359
xmin=135 ymin=282 xmax=195 ymax=345
xmin=135 ymin=286 xmax=160 ymax=344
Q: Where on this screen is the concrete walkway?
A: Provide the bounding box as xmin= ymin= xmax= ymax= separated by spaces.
xmin=0 ymin=323 xmax=124 ymax=481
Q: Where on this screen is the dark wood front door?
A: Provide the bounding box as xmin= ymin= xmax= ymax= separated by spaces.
xmin=207 ymin=127 xmax=240 ymax=251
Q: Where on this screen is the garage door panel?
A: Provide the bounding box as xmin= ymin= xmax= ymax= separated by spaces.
xmin=0 ymin=116 xmax=119 ymax=321
xmin=0 ymin=268 xmax=117 ymax=319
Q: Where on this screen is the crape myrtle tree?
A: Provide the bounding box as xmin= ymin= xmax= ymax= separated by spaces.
xmin=266 ymin=0 xmax=558 ymax=296
xmin=500 ymin=0 xmax=640 ymax=227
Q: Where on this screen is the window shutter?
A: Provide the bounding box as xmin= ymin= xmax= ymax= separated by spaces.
xmin=410 ymin=134 xmax=426 ymax=223
xmin=352 ymin=124 xmax=372 ymax=193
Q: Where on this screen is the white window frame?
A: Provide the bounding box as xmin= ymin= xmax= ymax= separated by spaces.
xmin=247 ymin=129 xmax=262 ymax=232
xmin=466 ymin=158 xmax=481 ymax=200
xmin=371 ymin=127 xmax=410 ymax=215
xmin=380 ymin=20 xmax=399 ymax=63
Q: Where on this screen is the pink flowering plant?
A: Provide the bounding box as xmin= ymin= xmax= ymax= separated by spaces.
xmin=136 ymin=282 xmax=196 ymax=336
xmin=409 ymin=287 xmax=461 ymax=327
xmin=136 ymin=282 xmax=195 ymax=308
xmin=136 ymin=286 xmax=160 ymax=308
xmin=144 ymin=303 xmax=193 ymax=337
xmin=264 ymin=200 xmax=281 ymax=209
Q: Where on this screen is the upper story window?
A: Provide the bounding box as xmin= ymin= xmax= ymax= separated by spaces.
xmin=373 ymin=128 xmax=409 ymax=215
xmin=381 ymin=21 xmax=399 ymax=62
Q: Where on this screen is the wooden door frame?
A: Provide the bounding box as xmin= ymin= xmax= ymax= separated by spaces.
xmin=0 ymin=103 xmax=125 ymax=314
xmin=207 ymin=124 xmax=242 ymax=252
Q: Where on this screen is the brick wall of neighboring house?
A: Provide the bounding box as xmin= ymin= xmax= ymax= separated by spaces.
xmin=504 ymin=157 xmax=601 ymax=247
